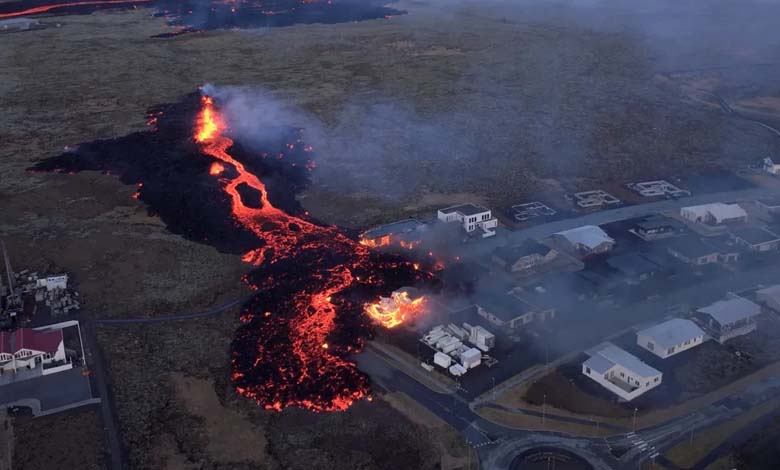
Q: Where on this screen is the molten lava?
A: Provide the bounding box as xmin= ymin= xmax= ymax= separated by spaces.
xmin=209 ymin=161 xmax=225 ymax=176
xmin=364 ymin=291 xmax=426 ymax=329
xmin=33 ymin=90 xmax=430 ymax=414
xmin=0 ymin=0 xmax=150 ymax=19
xmin=193 ymin=94 xmax=427 ymax=412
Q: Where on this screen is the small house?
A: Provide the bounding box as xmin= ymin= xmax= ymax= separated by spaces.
xmin=582 ymin=343 xmax=663 ymax=401
xmin=552 ymin=225 xmax=615 ymax=258
xmin=694 ymin=296 xmax=762 ymax=343
xmin=491 ymin=239 xmax=558 ymax=273
xmin=730 ymin=227 xmax=780 ymax=252
xmin=637 ymin=319 xmax=706 ymax=359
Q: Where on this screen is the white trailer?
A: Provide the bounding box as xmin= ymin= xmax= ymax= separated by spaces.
xmin=434 ymin=352 xmax=452 ymax=368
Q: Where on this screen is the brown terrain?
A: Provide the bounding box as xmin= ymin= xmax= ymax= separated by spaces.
xmin=2 ymin=0 xmax=780 ymax=468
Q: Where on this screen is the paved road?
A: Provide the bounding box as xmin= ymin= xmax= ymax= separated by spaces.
xmin=0 ymin=367 xmax=92 ymax=412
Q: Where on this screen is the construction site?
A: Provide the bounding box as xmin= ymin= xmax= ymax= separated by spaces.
xmin=0 ymin=241 xmax=80 ymax=329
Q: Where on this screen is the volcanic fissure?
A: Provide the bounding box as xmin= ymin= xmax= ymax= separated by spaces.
xmin=32 ymin=90 xmax=433 ymax=412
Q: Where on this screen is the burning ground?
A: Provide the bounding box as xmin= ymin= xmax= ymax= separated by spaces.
xmin=0 ymin=0 xmax=403 ymax=33
xmin=31 ymin=88 xmax=433 ymax=412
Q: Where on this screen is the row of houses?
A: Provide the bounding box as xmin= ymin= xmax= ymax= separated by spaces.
xmin=583 ymin=290 xmax=771 ymax=401
xmin=0 ymin=327 xmax=68 ymax=374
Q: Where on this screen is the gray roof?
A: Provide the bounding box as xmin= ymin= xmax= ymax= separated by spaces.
xmin=440 ymin=203 xmax=489 ymax=216
xmin=697 ymin=297 xmax=761 ymax=326
xmin=607 ymin=253 xmax=660 ymax=277
xmin=556 ymin=225 xmax=615 ymax=250
xmin=757 ymin=196 xmax=780 ymax=208
xmin=476 ymin=293 xmax=534 ymax=321
xmin=637 ymin=319 xmax=705 ymax=350
xmin=731 ymin=227 xmax=780 ymax=246
xmin=635 ymin=215 xmax=685 ymax=232
xmin=589 ymin=344 xmax=661 ymax=378
xmin=667 ymin=236 xmax=718 ymax=259
xmin=492 ymin=240 xmax=551 ymax=264
xmin=583 ymin=354 xmax=614 ymax=374
xmin=361 ymin=218 xmax=423 ymax=240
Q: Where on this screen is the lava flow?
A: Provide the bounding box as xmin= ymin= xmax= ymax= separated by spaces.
xmin=194 ymin=94 xmax=428 ymax=411
xmin=31 ymin=90 xmax=431 ymax=412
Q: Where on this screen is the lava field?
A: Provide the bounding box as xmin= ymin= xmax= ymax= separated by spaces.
xmin=0 ymin=0 xmax=403 ymax=32
xmin=31 ymin=90 xmax=433 ymax=412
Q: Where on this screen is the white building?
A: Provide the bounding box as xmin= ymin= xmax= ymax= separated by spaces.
xmin=763 ymin=157 xmax=780 ymax=175
xmin=582 ymin=343 xmax=662 ymax=401
xmin=637 ymin=319 xmax=706 ymax=359
xmin=0 ymin=328 xmax=66 ymax=373
xmin=694 ymin=296 xmax=761 ymax=343
xmin=36 ymin=274 xmax=68 ymax=291
xmin=552 ymin=225 xmax=615 ymax=257
xmin=437 ymin=204 xmax=498 ymax=238
xmin=680 ymin=203 xmax=747 ymax=227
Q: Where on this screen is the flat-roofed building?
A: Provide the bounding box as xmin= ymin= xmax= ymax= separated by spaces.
xmin=755 ymin=196 xmax=780 ymax=219
xmin=637 ymin=319 xmax=706 ymax=359
xmin=631 ymin=215 xmax=687 ymax=241
xmin=694 ymin=296 xmax=762 ymax=343
xmin=666 ymin=237 xmax=720 ymax=265
xmin=730 ymin=227 xmax=780 ymax=252
xmin=437 ymin=204 xmax=498 ymax=238
xmin=582 ymin=343 xmax=662 ymax=401
xmin=475 ymin=292 xmax=555 ymax=329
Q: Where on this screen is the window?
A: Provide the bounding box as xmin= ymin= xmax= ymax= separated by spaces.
xmin=667 ymin=347 xmax=675 ymax=354
xmin=654 ymin=377 xmax=659 ymax=382
xmin=620 ymin=372 xmax=625 ymax=378
xmin=586 ymin=367 xmax=591 ymax=374
xmin=646 ymin=381 xmax=650 ymax=386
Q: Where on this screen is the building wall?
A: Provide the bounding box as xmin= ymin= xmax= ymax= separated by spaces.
xmin=637 ymin=333 xmax=703 ymax=359
xmin=581 ymin=363 xmax=662 ymax=401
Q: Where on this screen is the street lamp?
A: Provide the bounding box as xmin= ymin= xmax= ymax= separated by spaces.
xmin=542 ymin=393 xmax=547 ymax=427
xmin=633 ymin=407 xmax=638 ymax=432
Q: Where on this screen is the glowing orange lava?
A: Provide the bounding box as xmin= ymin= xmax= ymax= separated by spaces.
xmin=195 ymin=94 xmax=377 ymax=412
xmin=0 ymin=0 xmax=151 ymax=19
xmin=364 ymin=291 xmax=426 ymax=329
xmin=209 ymin=161 xmax=225 ymax=176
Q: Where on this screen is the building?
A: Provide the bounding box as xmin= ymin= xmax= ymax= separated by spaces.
xmin=704 ymin=235 xmax=742 ymax=264
xmin=631 ymin=215 xmax=687 ymax=241
xmin=552 ymin=225 xmax=615 ymax=257
xmin=666 ymin=237 xmax=720 ymax=265
xmin=755 ymin=197 xmax=780 ymax=219
xmin=756 ymin=285 xmax=780 ymax=312
xmin=730 ymin=227 xmax=780 ymax=252
xmin=36 ymin=274 xmax=68 ymax=291
xmin=606 ymin=253 xmax=661 ymax=283
xmin=763 ymin=157 xmax=780 ymax=175
xmin=680 ymin=203 xmax=747 ymax=227
xmin=637 ymin=319 xmax=706 ymax=359
xmin=360 ymin=218 xmax=424 ymax=247
xmin=694 ymin=296 xmax=762 ymax=343
xmin=491 ymin=240 xmax=558 ymax=273
xmin=0 ymin=328 xmax=66 ymax=373
xmin=437 ymin=204 xmax=498 ymax=238
xmin=582 ymin=343 xmax=663 ymax=401
xmin=475 ymin=292 xmax=555 ymax=329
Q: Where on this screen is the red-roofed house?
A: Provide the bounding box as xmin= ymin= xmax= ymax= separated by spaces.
xmin=0 ymin=328 xmax=66 ymax=373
